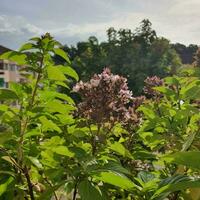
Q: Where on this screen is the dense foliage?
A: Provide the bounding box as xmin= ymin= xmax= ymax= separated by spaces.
xmin=1 ymin=34 xmax=200 ymax=200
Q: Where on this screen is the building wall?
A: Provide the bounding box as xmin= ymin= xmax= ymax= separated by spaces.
xmin=0 ymin=59 xmax=22 ymax=88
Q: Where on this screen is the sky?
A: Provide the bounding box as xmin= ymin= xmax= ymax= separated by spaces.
xmin=0 ymin=0 xmax=200 ymax=49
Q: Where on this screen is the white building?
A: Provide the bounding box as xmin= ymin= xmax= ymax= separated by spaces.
xmin=0 ymin=45 xmax=23 ymax=88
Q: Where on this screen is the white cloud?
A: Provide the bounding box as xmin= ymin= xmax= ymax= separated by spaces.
xmin=0 ymin=0 xmax=200 ymax=49
xmin=0 ymin=15 xmax=43 ymax=35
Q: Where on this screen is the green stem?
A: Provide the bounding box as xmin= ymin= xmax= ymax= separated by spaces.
xmin=17 ymin=53 xmax=44 ymax=200
xmin=72 ymin=182 xmax=78 ymax=200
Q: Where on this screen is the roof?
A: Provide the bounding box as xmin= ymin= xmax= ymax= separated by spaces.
xmin=0 ymin=45 xmax=12 ymax=55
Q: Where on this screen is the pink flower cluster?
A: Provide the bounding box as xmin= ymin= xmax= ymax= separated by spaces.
xmin=143 ymin=76 xmax=163 ymax=98
xmin=73 ymin=68 xmax=144 ymax=126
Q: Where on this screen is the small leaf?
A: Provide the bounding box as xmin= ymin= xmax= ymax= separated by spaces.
xmin=53 ymin=146 xmax=75 ymax=158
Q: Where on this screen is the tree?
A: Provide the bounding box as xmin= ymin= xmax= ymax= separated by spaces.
xmin=54 ymin=19 xmax=182 ymax=94
xmin=193 ymin=47 xmax=200 ymax=67
xmin=172 ymin=43 xmax=198 ymax=64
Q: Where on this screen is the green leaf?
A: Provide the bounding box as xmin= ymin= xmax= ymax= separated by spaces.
xmin=9 ymin=83 xmax=24 ymax=99
xmin=30 ymin=37 xmax=40 ymax=42
xmin=24 ymin=130 xmax=42 ymax=138
xmin=93 ymin=171 xmax=136 ymax=190
xmin=163 ymin=151 xmax=200 ymax=170
xmin=138 ymin=106 xmax=156 ymax=119
xmin=154 ymin=86 xmax=176 ymax=97
xmin=0 ymin=171 xmax=15 ymax=177
xmin=38 ymin=181 xmax=66 ymax=200
xmin=101 ymin=161 xmax=131 ymax=175
xmin=59 ymin=66 xmax=79 ymax=81
xmin=151 ymin=178 xmax=200 ymax=199
xmin=55 ymin=81 xmax=70 ymax=89
xmin=0 ymin=177 xmax=14 ymax=197
xmin=47 ymin=66 xmax=66 ymax=81
xmin=137 ymin=171 xmax=156 ymax=183
xmin=0 ymin=51 xmax=27 ymax=65
xmin=139 ymin=132 xmax=165 ymax=150
xmin=180 ymin=80 xmax=200 ymax=99
xmin=132 ymin=151 xmax=157 ymax=160
xmin=53 ymin=146 xmax=75 ymax=158
xmin=1 ymin=156 xmax=19 ymax=169
xmin=45 ymin=100 xmax=75 ymax=114
xmin=109 ymin=142 xmax=133 ymax=159
xmin=78 ymin=180 xmax=104 ymax=200
xmin=0 ymin=131 xmax=12 ymax=144
xmin=27 ymin=156 xmax=43 ymax=170
xmin=40 ymin=91 xmax=74 ymax=104
xmin=53 ymin=48 xmax=71 ymax=64
xmin=19 ymin=43 xmax=34 ymax=51
xmin=39 ymin=116 xmax=62 ymax=133
xmin=41 ymin=136 xmax=65 ymax=146
xmin=182 ymin=132 xmax=196 ymax=151
xmin=0 ymin=89 xmax=18 ymax=100
xmin=164 ymin=77 xmax=179 ymax=86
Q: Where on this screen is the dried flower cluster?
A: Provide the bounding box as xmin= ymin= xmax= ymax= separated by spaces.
xmin=124 ymin=96 xmax=146 ymax=126
xmin=74 ymin=68 xmax=143 ymax=126
xmin=143 ymin=76 xmax=163 ymax=98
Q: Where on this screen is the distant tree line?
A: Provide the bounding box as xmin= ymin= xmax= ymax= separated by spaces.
xmin=54 ymin=19 xmax=199 ymax=94
xmin=172 ymin=43 xmax=198 ymax=64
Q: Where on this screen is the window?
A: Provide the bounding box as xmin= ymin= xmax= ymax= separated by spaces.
xmin=0 ymin=62 xmax=4 ymax=70
xmin=0 ymin=78 xmax=4 ymax=87
xmin=10 ymin=64 xmax=15 ymax=71
xmin=5 ymin=82 xmax=9 ymax=88
xmin=4 ymin=64 xmax=8 ymax=70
